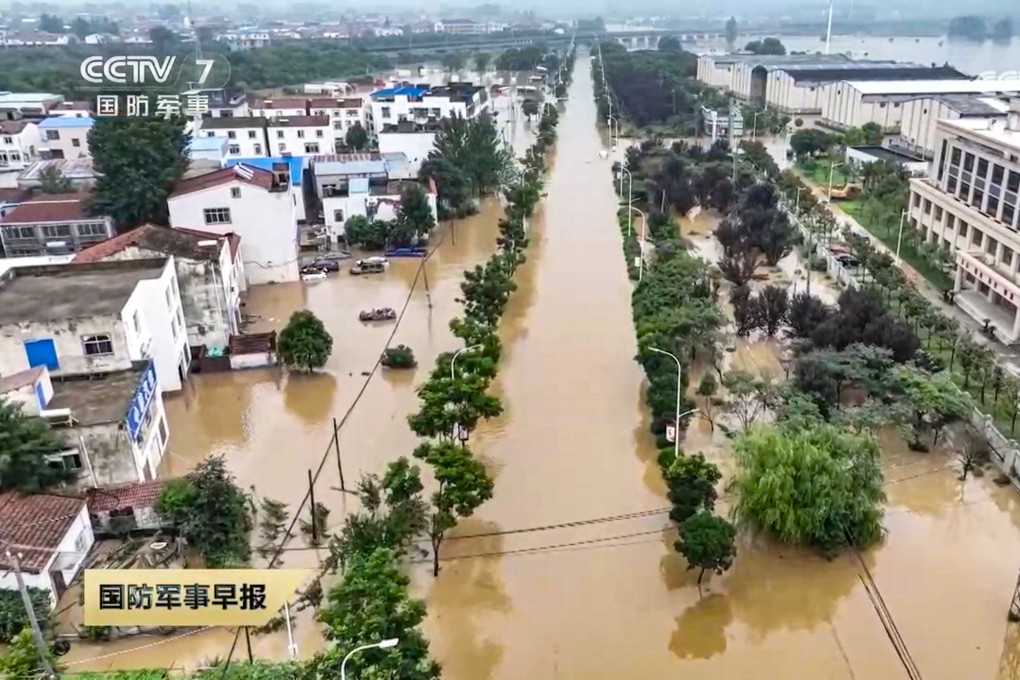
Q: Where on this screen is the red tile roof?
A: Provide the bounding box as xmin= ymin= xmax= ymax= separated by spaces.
xmin=0 ymin=120 xmax=30 ymax=135
xmin=0 ymin=193 xmax=89 ymax=224
xmin=73 ymin=223 xmax=239 ymax=264
xmin=86 ymin=480 xmax=164 ymax=514
xmin=309 ymin=97 xmax=363 ymax=109
xmin=174 ymin=226 xmax=241 ymax=261
xmin=0 ymin=491 xmax=86 ymax=573
xmin=169 ymin=165 xmax=275 ymax=198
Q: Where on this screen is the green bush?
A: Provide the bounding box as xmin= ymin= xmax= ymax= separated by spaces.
xmin=0 ymin=588 xmax=50 ymax=642
xmin=381 ymin=345 xmax=417 ymax=369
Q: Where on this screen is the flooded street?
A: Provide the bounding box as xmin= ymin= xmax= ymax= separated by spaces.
xmin=62 ymin=57 xmax=1020 ymax=678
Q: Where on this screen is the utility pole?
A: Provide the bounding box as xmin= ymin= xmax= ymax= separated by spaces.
xmin=6 ymin=550 xmax=56 ymax=679
xmin=825 ymin=0 xmax=834 ymax=55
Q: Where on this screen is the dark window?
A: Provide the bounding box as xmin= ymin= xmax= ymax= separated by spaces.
xmin=937 ymin=140 xmax=949 ymax=181
xmin=1009 ymin=171 xmax=1020 ymax=193
xmin=964 ymin=153 xmax=975 ymax=171
xmin=82 ymin=333 xmax=113 ymax=356
xmin=992 ymin=164 xmax=1005 ymax=186
xmin=1004 ymin=204 xmax=1017 ymax=228
xmin=947 ymin=176 xmax=958 ymax=193
xmin=977 ymin=157 xmax=989 ymax=178
xmin=973 ymin=188 xmax=985 ymax=211
xmin=988 ymin=195 xmax=999 ymax=218
xmin=951 ymin=147 xmax=962 ymax=166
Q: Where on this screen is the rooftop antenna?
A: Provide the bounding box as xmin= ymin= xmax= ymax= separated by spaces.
xmin=825 ymin=0 xmax=834 ymax=55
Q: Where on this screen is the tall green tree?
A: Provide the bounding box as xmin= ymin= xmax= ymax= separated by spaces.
xmin=148 ymin=25 xmax=180 ymax=52
xmin=344 ymin=122 xmax=369 ymax=151
xmin=731 ymin=422 xmax=885 ymax=555
xmin=88 ymin=116 xmax=189 ymax=229
xmin=660 ymin=452 xmax=722 ymax=525
xmin=474 ymin=52 xmax=491 ymax=73
xmin=676 ymin=511 xmax=737 ymax=584
xmin=725 ymin=17 xmax=738 ymax=46
xmin=156 ymin=455 xmax=251 ymax=566
xmin=429 ymin=115 xmax=513 ymax=196
xmin=38 ymin=14 xmax=65 ymax=33
xmin=38 ymin=166 xmax=71 ymax=193
xmin=278 ymin=310 xmax=333 ymax=372
xmin=891 ymin=365 xmax=971 ymax=448
xmin=0 ymin=399 xmax=73 ymax=492
xmin=389 ymin=183 xmax=435 ymax=247
xmin=316 ymin=548 xmax=440 ymax=679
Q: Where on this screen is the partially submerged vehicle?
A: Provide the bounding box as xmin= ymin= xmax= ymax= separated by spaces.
xmin=359 ymin=307 xmax=397 ymax=322
xmin=300 ymin=267 xmax=327 ymax=282
xmin=384 ymin=247 xmax=427 ymax=258
xmin=350 ymin=257 xmax=388 ymax=275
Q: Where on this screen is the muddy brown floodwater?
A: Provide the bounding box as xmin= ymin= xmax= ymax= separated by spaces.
xmin=64 ymin=60 xmax=1020 ymax=679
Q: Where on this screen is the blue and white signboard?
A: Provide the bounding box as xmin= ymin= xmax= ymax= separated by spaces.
xmin=125 ymin=362 xmax=157 ymax=441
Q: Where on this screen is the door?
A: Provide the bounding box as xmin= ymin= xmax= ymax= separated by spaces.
xmin=33 ymin=381 xmax=46 ymax=410
xmin=23 ymin=339 xmax=59 ymax=370
xmin=50 ymin=570 xmax=66 ymax=599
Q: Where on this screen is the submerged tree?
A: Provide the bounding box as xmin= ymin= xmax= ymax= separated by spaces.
xmin=676 ymin=511 xmax=737 ymax=584
xmin=278 ymin=310 xmax=333 ymax=372
xmin=0 ymin=399 xmax=74 ymax=492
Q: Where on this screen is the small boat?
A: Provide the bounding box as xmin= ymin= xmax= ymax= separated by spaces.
xmin=384 ymin=247 xmax=427 ymax=258
xmin=359 ymin=307 xmax=397 ymax=322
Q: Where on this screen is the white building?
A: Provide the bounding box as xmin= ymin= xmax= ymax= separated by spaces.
xmin=819 ymin=79 xmax=1020 ymax=132
xmin=895 ymin=95 xmax=1010 ymax=160
xmin=305 ymin=82 xmax=355 ymax=97
xmin=168 ymin=164 xmax=300 ymax=284
xmin=38 ymin=116 xmax=93 ymax=159
xmin=74 ymin=225 xmax=245 ymax=351
xmin=0 ymin=258 xmax=189 ymax=391
xmin=183 ymin=88 xmax=250 ymax=119
xmin=216 ymin=31 xmax=271 ymax=50
xmin=0 ymin=490 xmax=94 ymax=604
xmin=378 ymin=131 xmax=436 ymax=174
xmin=197 ymin=117 xmax=268 ymax=158
xmin=0 ymin=92 xmax=64 ymax=117
xmin=267 ymin=116 xmax=333 ymax=156
xmin=0 ymin=120 xmax=41 ymax=173
xmin=188 ymin=136 xmax=229 ymax=163
xmin=908 ymin=105 xmax=1020 ymax=342
xmin=369 ymin=83 xmax=489 ymax=135
xmin=310 ymin=97 xmax=371 ymax=143
xmin=49 ymin=100 xmax=93 ymax=118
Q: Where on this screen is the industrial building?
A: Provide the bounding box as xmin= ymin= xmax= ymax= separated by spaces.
xmin=894 ymin=94 xmax=1011 ymax=160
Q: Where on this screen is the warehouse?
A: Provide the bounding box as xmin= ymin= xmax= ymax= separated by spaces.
xmin=819 ymin=79 xmax=1020 ymax=133
xmin=894 ymin=94 xmax=1010 ymax=159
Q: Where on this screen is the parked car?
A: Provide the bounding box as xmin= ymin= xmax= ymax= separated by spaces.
xmin=301 ymin=267 xmax=327 ymax=282
xmin=310 ymin=259 xmax=341 ymax=272
xmin=350 ymin=260 xmax=386 ymax=275
xmin=315 ymin=250 xmax=351 ymax=261
xmin=832 ymin=253 xmax=859 ymax=267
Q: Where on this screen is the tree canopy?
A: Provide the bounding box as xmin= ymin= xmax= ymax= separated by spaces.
xmin=278 ymin=310 xmax=333 ymax=371
xmin=676 ymin=511 xmax=737 ymax=583
xmin=743 ymin=37 xmax=786 ymax=55
xmin=0 ymin=399 xmax=74 ymax=492
xmin=88 ymin=116 xmax=189 ymax=229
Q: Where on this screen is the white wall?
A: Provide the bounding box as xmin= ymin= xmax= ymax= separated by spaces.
xmin=378 ymin=132 xmax=435 ymax=174
xmin=198 ymin=124 xmax=266 ymax=158
xmin=370 ymin=93 xmax=489 ymax=134
xmin=168 ymin=181 xmax=300 ymax=284
xmin=323 ymin=190 xmax=437 ymax=240
xmin=268 ymin=125 xmax=332 ymax=156
xmin=0 ymin=315 xmax=133 ymax=378
xmin=121 ymin=258 xmax=188 ymax=392
xmin=41 ymin=125 xmax=91 ymax=159
xmin=0 ymin=124 xmax=40 ymax=169
xmin=251 ymin=105 xmax=307 ymax=118
xmin=0 ymin=505 xmax=94 ymax=605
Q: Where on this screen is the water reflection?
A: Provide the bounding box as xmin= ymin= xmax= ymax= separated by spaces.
xmin=669 ymin=593 xmax=733 ymax=660
xmin=283 ymin=372 xmax=337 ymax=425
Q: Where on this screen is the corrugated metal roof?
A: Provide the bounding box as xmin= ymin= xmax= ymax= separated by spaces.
xmin=224 ymin=156 xmax=304 ymax=184
xmin=846 ymin=79 xmax=1020 ymax=96
xmin=371 ymin=85 xmax=429 ymax=98
xmin=316 ymin=158 xmax=388 ymax=176
xmin=38 ymin=116 xmax=95 ymax=129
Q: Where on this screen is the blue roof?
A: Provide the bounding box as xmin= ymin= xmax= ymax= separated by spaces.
xmin=38 ymin=116 xmax=94 ymax=129
xmin=188 ymin=137 xmax=228 ymax=152
xmin=371 ymin=86 xmax=429 ymax=98
xmin=223 ymin=156 xmax=303 ymax=184
xmin=349 ymin=178 xmax=370 ymax=194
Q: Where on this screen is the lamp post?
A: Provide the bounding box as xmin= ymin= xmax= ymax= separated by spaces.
xmin=618 ymin=167 xmax=633 ymax=233
xmin=628 ymin=205 xmax=647 ymax=280
xmin=826 ymin=161 xmax=844 ymax=203
xmin=607 ymin=114 xmax=619 ymax=152
xmin=795 ymin=186 xmax=807 ymax=216
xmin=648 ymin=347 xmax=697 ymax=460
xmin=340 ymin=639 xmax=399 ymax=680
xmin=896 ymin=209 xmax=907 ymax=266
xmin=451 ymin=344 xmax=483 ymax=383
xmin=751 ymin=110 xmax=762 ymax=140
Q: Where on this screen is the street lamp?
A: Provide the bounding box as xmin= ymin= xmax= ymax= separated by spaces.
xmin=617 ymin=167 xmax=633 ymax=232
xmin=451 ymin=344 xmax=483 ymax=383
xmin=648 ymin=347 xmax=696 ymax=460
xmin=896 ymin=209 xmax=907 ymax=266
xmin=341 ymin=639 xmax=400 ymax=680
xmin=751 ymin=110 xmax=762 ymax=140
xmin=607 ymin=114 xmax=619 ymax=152
xmin=826 ymin=161 xmax=844 ymax=203
xmin=795 ymin=186 xmax=807 ymax=216
xmin=628 ymin=205 xmax=647 ymax=280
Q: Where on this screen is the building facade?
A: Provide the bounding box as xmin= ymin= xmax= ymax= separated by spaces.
xmin=896 ymin=95 xmax=1010 ymax=160
xmin=908 ymin=107 xmax=1020 ymax=341
xmin=267 ymin=116 xmax=332 ymax=156
xmin=0 ymin=258 xmax=189 ymax=391
xmin=369 ymin=84 xmax=489 ymax=135
xmin=0 ymin=120 xmax=40 ymax=172
xmin=168 ymin=164 xmax=300 ymax=284
xmin=74 ymin=225 xmax=245 ymax=351
xmin=38 ymin=116 xmax=93 ymax=159
xmin=197 ymin=117 xmax=269 ymax=158
xmin=0 ymin=193 xmax=114 ymax=257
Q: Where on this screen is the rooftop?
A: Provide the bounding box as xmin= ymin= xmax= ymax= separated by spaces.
xmin=371 ymin=85 xmax=429 ymax=99
xmin=849 ymin=144 xmax=926 ymax=164
xmin=170 ymin=164 xmax=277 ymax=197
xmin=38 ymin=116 xmax=95 ymax=129
xmin=266 ymin=115 xmax=330 ymax=128
xmin=309 ymin=97 xmax=363 ymax=109
xmin=48 ymin=367 xmax=148 ymax=427
xmin=0 ymin=92 xmax=61 ymax=105
xmin=789 ymin=66 xmax=966 ymax=83
xmin=19 ymin=158 xmax=96 ymax=182
xmin=86 ymin=479 xmax=165 ymax=514
xmin=0 ymin=365 xmax=44 ymax=394
xmin=844 ymin=79 xmax=1020 ymax=96
xmin=0 ymin=491 xmax=86 ymax=573
xmin=941 ymin=118 xmax=1020 ymax=155
xmin=187 ymin=136 xmax=228 ymax=153
xmin=223 ymin=155 xmax=303 ymax=184
xmin=706 ymin=53 xmax=851 ymax=66
xmin=256 ymin=98 xmax=308 ymax=109
xmin=0 ymin=193 xmax=90 ymax=224
xmin=0 ymin=120 xmax=30 ymax=135
xmin=0 ymin=258 xmax=167 ymax=325
xmin=935 ymin=94 xmax=1011 ymax=116
xmin=73 ymin=224 xmax=238 ymax=264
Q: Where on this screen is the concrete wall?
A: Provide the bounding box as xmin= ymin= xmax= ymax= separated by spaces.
xmin=323 ymin=190 xmax=437 ymax=241
xmin=121 ymin=258 xmax=188 ymax=392
xmin=197 ymin=124 xmax=267 ymax=158
xmin=0 ymin=505 xmax=93 ymax=604
xmin=41 ymin=125 xmax=92 ymax=159
xmin=92 ymin=505 xmax=169 ymax=536
xmin=268 ymin=124 xmax=333 ymax=156
xmin=766 ymin=70 xmax=825 ymax=114
xmin=230 ymin=350 xmax=276 ymax=369
xmin=0 ymin=314 xmax=133 ymax=378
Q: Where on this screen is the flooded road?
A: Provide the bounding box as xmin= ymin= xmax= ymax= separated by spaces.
xmin=62 ymin=59 xmax=1020 ymax=678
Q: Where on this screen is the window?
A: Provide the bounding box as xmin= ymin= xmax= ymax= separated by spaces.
xmin=206 ymin=131 xmax=215 ymax=137
xmin=231 ymin=187 xmax=241 ymax=198
xmin=923 ymin=199 xmax=931 ymax=215
xmin=951 ymin=147 xmax=962 ymax=166
xmin=297 ymin=130 xmax=305 ymax=138
xmin=171 ymin=314 xmax=180 ymax=342
xmin=988 ymin=195 xmax=999 ymax=218
xmin=934 ymin=206 xmax=943 ymax=221
xmin=304 ymin=143 xmax=320 ymax=153
xmin=987 ymin=236 xmax=997 ymax=256
xmin=977 ymin=158 xmax=989 ymax=178
xmin=947 ymin=176 xmax=957 ymax=193
xmin=253 ymin=143 xmax=262 ymax=154
xmin=7 ymin=226 xmax=34 ymax=239
xmin=203 ymin=207 xmax=232 ymax=224
xmin=913 ymin=193 xmax=921 ymax=208
xmin=228 ymin=144 xmax=240 ymax=155
xmin=158 ymin=416 xmax=168 ymax=448
xmin=45 ymin=130 xmax=59 ymax=141
xmin=72 ymin=138 xmax=80 ymax=148
xmin=48 ymin=451 xmax=82 ymax=473
xmin=315 ymin=129 xmax=324 ymax=138
xmin=960 ymin=182 xmax=971 ymax=200
xmin=227 ymin=131 xmax=236 ymax=139
xmin=333 ymin=209 xmax=344 ymax=222
xmin=1004 ymin=246 xmax=1014 ymax=267
xmin=73 ymin=528 xmax=88 ymax=552
xmin=133 ymin=310 xmax=141 ymax=334
xmin=937 ymin=140 xmax=948 ymax=181
xmin=381 ymin=106 xmax=391 ymax=118
xmin=346 ymin=109 xmax=359 ymax=117
xmin=1009 ymin=171 xmax=1020 ymax=193
xmin=77 ymin=222 xmax=108 ymax=237
xmin=1 ymin=136 xmax=11 ymax=144
xmin=248 ymin=130 xmax=257 ymax=139
xmin=276 ymin=130 xmax=284 ymax=139
xmin=9 ymin=152 xmax=19 ymax=162
xmin=973 ymin=188 xmax=984 ymax=210
xmin=1003 ymin=204 xmax=1017 ymax=228
xmin=971 ymin=226 xmax=981 ymax=245
xmin=278 ymin=143 xmax=287 ymax=153
xmin=165 ymin=286 xmax=172 ymax=308
xmin=41 ymin=224 xmax=71 ymax=238
xmin=964 ymin=152 xmax=975 ymax=171
xmin=992 ymin=164 xmax=1005 ymax=186
xmin=82 ymin=333 xmax=113 ymax=356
